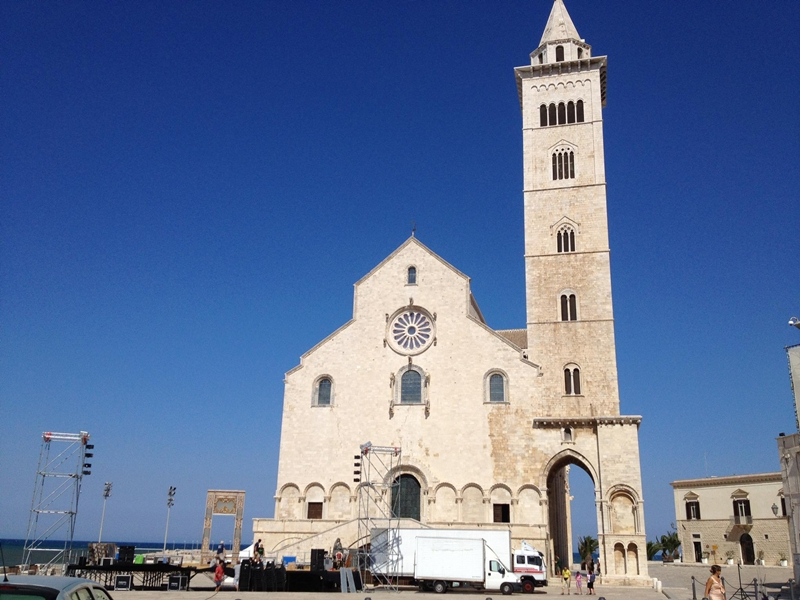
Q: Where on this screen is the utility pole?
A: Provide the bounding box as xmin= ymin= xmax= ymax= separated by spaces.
xmin=98 ymin=482 xmax=112 ymax=543
xmin=163 ymin=486 xmax=176 ymax=553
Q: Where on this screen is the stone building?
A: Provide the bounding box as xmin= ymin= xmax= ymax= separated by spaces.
xmin=671 ymin=473 xmax=790 ymax=566
xmin=255 ymin=0 xmax=650 ymax=584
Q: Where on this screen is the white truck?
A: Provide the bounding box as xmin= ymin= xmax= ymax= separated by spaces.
xmin=370 ymin=528 xmax=546 ymax=593
xmin=413 ymin=536 xmax=521 ymax=594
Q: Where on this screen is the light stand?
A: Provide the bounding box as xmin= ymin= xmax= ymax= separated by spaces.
xmin=726 ymin=563 xmax=752 ymax=600
xmin=163 ymin=486 xmax=176 ymax=553
xmin=98 ymin=482 xmax=112 ymax=543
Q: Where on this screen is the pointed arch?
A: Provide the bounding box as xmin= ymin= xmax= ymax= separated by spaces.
xmin=540 ymin=448 xmax=598 ymax=490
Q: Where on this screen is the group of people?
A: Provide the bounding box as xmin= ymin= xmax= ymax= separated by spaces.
xmin=213 ymin=539 xmax=266 ymax=592
xmin=555 ymin=556 xmax=599 ymax=595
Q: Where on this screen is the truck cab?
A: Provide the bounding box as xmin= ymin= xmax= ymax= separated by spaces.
xmin=511 ymin=541 xmax=548 ymax=592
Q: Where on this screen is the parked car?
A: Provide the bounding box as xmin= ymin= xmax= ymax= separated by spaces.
xmin=0 ymin=576 xmax=115 ymax=600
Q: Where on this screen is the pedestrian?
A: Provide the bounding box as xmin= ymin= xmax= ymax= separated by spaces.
xmin=253 ymin=539 xmax=262 ymax=557
xmin=704 ymin=565 xmax=726 ymax=600
xmin=587 ymin=570 xmax=596 ymax=595
xmin=216 ymin=540 xmax=225 ymax=559
xmin=575 ymin=571 xmax=583 ymax=595
xmin=233 ymin=560 xmax=241 ymax=591
xmin=561 ymin=566 xmax=571 ymax=595
xmin=214 ymin=558 xmax=225 ymax=591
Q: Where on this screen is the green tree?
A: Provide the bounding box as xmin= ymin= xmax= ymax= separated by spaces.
xmin=578 ymin=535 xmax=599 ymax=563
xmin=646 ymin=540 xmax=662 ymax=560
xmin=659 ymin=524 xmax=681 ymax=559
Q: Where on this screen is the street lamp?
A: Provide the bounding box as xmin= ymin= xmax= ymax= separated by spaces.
xmin=163 ymin=486 xmax=176 ymax=553
xmin=790 ymin=317 xmax=800 ymax=330
xmin=98 ymin=482 xmax=112 ymax=543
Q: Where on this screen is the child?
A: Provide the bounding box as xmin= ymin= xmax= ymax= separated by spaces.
xmin=587 ymin=571 xmax=596 ymax=595
xmin=575 ymin=571 xmax=583 ymax=594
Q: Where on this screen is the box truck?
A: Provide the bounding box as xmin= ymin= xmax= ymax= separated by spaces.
xmin=413 ymin=536 xmax=521 ymax=594
xmin=371 ymin=528 xmax=546 ymax=593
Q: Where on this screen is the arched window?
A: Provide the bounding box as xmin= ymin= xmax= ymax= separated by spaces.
xmin=391 ymin=474 xmax=421 ymax=520
xmin=560 ymin=293 xmax=577 ymax=321
xmin=563 ymin=427 xmax=573 ymax=442
xmin=564 ymin=367 xmax=581 ymax=395
xmin=401 ymin=370 xmax=422 ymax=404
xmin=567 ymin=101 xmax=575 ymax=123
xmin=315 ymin=377 xmax=332 ymax=406
xmin=552 ymin=148 xmax=575 ymax=180
xmin=407 ymin=266 xmax=417 ymax=285
xmin=557 ymin=226 xmax=575 ymax=253
xmin=548 ymin=103 xmax=557 ymax=126
xmin=557 ymin=102 xmax=566 ymax=125
xmin=556 ymin=45 xmax=564 ymax=62
xmin=540 ymin=105 xmax=548 ymax=127
xmin=486 ymin=371 xmax=508 ymax=403
xmin=576 ymin=100 xmax=585 ymax=122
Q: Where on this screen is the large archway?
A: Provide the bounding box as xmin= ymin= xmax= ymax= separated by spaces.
xmin=544 ymin=451 xmax=598 ymax=575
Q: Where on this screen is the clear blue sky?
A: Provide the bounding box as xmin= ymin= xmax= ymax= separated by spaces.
xmin=2 ymin=0 xmax=799 ymax=549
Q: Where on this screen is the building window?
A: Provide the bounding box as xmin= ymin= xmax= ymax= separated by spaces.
xmin=686 ymin=501 xmax=701 ymax=520
xmin=401 ymin=370 xmax=422 ymax=403
xmin=538 ymin=53 xmax=544 ymax=64
xmin=486 ymin=371 xmax=508 ymax=403
xmin=577 ymin=48 xmax=583 ymax=59
xmin=493 ymin=503 xmax=510 ymax=523
xmin=556 ymin=45 xmax=564 ymax=62
xmin=540 ymin=104 xmax=548 ymax=127
xmin=307 ymin=502 xmax=323 ymax=519
xmin=567 ymin=101 xmax=575 ymax=124
xmin=407 ymin=266 xmax=417 ymax=285
xmin=314 ymin=377 xmax=333 ymax=406
xmin=576 ymin=100 xmax=585 ymax=122
xmin=733 ymin=498 xmax=752 ymax=524
xmin=557 ymin=226 xmax=576 ymax=253
xmin=563 ymin=427 xmax=573 ymax=442
xmin=564 ymin=367 xmax=581 ymax=395
xmin=558 ymin=102 xmax=566 ymax=125
xmin=391 ymin=474 xmax=421 ymax=520
xmin=552 ymin=148 xmax=575 ymax=180
xmin=548 ymin=103 xmax=557 ymax=126
xmin=782 ymin=497 xmax=787 ymax=516
xmin=560 ymin=293 xmax=577 ymax=321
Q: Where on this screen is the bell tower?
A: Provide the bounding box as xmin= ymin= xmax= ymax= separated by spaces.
xmin=515 ymin=0 xmax=618 ymax=418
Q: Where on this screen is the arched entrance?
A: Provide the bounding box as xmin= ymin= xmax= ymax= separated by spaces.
xmin=740 ymin=533 xmax=755 ymax=565
xmin=391 ymin=474 xmax=421 ymax=520
xmin=545 ymin=453 xmax=598 ymax=575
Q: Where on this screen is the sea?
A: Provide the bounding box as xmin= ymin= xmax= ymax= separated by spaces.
xmin=0 ymin=539 xmax=241 ymax=567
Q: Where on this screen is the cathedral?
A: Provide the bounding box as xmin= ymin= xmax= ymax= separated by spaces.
xmin=254 ymin=0 xmax=649 ymax=584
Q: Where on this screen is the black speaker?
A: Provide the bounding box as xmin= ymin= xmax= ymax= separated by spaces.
xmin=118 ymin=545 xmax=135 ymax=563
xmin=168 ymin=575 xmax=187 ymax=591
xmin=239 ymin=560 xmax=251 ymax=592
xmin=310 ymin=549 xmax=325 ymax=572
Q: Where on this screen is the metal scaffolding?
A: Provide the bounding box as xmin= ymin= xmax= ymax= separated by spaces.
xmin=354 ymin=442 xmax=402 ymax=591
xmin=23 ymin=431 xmax=92 ymax=570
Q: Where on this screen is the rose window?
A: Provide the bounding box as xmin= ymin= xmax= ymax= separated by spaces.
xmin=387 ymin=308 xmax=435 ymax=355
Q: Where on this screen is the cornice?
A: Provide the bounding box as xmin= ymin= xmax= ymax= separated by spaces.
xmin=671 ymin=472 xmax=782 ymax=489
xmin=533 ymin=415 xmax=641 ymax=428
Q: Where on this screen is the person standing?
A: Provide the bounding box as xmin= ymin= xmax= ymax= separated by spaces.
xmin=587 ymin=571 xmax=596 ymax=595
xmin=575 ymin=571 xmax=583 ymax=595
xmin=216 ymin=540 xmax=225 ymax=559
xmin=704 ymin=565 xmax=726 ymax=600
xmin=561 ymin=566 xmax=571 ymax=595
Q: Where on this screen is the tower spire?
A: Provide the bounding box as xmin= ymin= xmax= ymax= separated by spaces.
xmin=539 ymin=0 xmax=581 ymax=46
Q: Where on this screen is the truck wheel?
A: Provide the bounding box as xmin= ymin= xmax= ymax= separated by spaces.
xmin=433 ymin=581 xmax=447 ymax=594
xmin=521 ymin=579 xmax=535 ymax=594
xmin=500 ymin=582 xmax=514 ymax=595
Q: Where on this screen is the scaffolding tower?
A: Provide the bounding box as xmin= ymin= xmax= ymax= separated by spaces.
xmin=354 ymin=442 xmax=402 ymax=591
xmin=23 ymin=431 xmax=92 ymax=570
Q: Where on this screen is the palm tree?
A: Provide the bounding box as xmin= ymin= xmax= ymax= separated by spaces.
xmin=578 ymin=535 xmax=599 ymax=564
xmin=646 ymin=540 xmax=662 ymax=561
xmin=660 ymin=528 xmax=681 ymax=560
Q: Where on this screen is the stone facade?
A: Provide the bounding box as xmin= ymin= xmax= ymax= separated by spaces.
xmin=255 ymin=0 xmax=650 ymax=584
xmin=777 ymin=433 xmax=800 ymax=581
xmin=671 ymin=473 xmax=790 ymax=566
